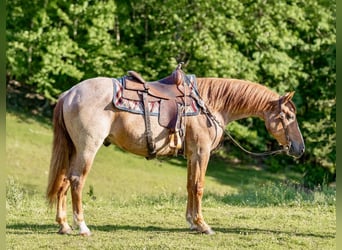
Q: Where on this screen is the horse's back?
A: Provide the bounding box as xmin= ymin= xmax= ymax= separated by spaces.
xmin=61 ymin=77 xmax=113 ymax=103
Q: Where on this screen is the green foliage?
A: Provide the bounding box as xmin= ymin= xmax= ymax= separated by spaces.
xmin=86 ymin=185 xmax=96 ymax=200
xmin=6 ymin=0 xmax=335 ymax=186
xmin=6 ymin=176 xmax=27 ymax=209
xmin=6 ymin=0 xmax=123 ymax=100
xmin=220 ymin=181 xmax=336 ymax=207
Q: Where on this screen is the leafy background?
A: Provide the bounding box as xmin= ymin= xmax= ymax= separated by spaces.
xmin=6 ymin=0 xmax=336 ymax=187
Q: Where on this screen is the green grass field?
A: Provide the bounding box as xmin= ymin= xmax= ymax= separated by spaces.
xmin=6 ymin=111 xmax=336 ymax=249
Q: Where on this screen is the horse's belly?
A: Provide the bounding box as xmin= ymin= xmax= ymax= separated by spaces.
xmin=108 ymin=111 xmax=175 ymax=157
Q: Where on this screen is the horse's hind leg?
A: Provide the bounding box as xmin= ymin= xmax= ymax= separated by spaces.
xmin=56 ymin=178 xmax=71 ymax=234
xmin=55 ymin=147 xmax=99 ymax=236
xmin=68 ymin=147 xmax=99 ymax=236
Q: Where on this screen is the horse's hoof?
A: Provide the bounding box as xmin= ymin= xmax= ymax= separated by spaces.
xmin=202 ymin=228 xmax=215 ymax=235
xmin=78 ymin=221 xmax=91 ymax=236
xmin=58 ymin=227 xmax=73 ymax=235
xmin=80 ymin=231 xmax=92 ymax=237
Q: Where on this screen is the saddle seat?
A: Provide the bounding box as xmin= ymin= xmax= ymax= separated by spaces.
xmin=124 ymin=66 xmax=191 ymax=101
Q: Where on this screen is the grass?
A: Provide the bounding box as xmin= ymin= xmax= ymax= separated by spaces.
xmin=6 ymin=111 xmax=336 ymax=249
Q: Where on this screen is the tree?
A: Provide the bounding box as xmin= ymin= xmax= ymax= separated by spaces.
xmin=7 ymin=0 xmax=123 ymax=100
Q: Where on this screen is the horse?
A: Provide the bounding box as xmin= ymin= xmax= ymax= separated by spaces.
xmin=46 ymin=74 xmax=305 ymax=236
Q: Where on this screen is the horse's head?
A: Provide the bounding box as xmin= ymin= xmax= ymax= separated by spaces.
xmin=264 ymin=92 xmax=305 ymax=158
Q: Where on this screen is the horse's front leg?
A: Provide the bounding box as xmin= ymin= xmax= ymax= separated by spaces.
xmin=186 ymin=158 xmax=197 ymax=231
xmin=186 ymin=152 xmax=215 ymax=235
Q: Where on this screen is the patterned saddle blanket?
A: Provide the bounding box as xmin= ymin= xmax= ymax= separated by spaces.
xmin=112 ymin=74 xmax=200 ymax=129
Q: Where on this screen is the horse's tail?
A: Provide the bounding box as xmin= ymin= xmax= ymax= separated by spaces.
xmin=46 ymin=96 xmax=74 ymax=207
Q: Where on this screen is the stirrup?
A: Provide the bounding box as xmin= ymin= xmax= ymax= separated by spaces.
xmin=169 ymin=131 xmax=182 ymax=150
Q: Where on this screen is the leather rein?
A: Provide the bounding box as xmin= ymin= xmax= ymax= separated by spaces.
xmin=200 ymin=94 xmax=292 ymax=157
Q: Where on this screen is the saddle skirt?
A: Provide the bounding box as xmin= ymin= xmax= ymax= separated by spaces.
xmin=112 ymin=74 xmax=200 ymax=128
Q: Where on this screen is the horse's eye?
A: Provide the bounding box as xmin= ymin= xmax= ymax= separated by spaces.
xmin=287 ymin=114 xmax=295 ymax=120
xmin=279 ymin=112 xmax=286 ymax=119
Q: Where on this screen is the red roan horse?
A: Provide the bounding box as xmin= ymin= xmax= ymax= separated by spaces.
xmin=46 ymin=71 xmax=304 ymax=236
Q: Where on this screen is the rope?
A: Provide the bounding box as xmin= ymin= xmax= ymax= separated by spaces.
xmin=209 ymin=113 xmax=288 ymax=157
xmin=223 ymin=129 xmax=288 ymax=156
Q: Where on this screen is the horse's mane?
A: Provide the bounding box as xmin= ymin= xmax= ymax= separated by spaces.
xmin=196 ymin=78 xmax=280 ymax=114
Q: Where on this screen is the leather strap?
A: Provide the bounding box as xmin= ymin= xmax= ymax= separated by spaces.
xmin=142 ymin=92 xmax=156 ymax=159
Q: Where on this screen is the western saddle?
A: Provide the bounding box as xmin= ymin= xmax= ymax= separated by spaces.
xmin=122 ymin=63 xmax=195 ymax=158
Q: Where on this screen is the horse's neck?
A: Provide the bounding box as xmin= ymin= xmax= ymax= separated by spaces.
xmin=226 ymin=110 xmax=264 ymax=123
xmin=197 ymin=78 xmax=277 ymax=124
xmin=213 ymin=105 xmax=265 ymax=126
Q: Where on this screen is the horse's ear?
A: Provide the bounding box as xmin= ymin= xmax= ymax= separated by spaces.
xmin=269 ymin=91 xmax=295 ymax=109
xmin=282 ymin=91 xmax=295 ymax=103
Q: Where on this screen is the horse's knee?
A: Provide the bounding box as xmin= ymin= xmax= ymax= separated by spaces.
xmin=70 ymin=175 xmax=81 ymax=189
xmin=192 ymin=184 xmax=204 ymax=197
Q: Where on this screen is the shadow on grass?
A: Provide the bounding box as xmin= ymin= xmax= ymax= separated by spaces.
xmin=6 ymin=222 xmax=335 ymax=239
xmin=160 ymin=153 xmax=296 ymax=191
xmin=6 ymin=223 xmax=57 ymax=235
xmin=206 ymin=155 xmax=283 ymax=187
xmin=6 ymin=223 xmax=187 ymax=235
xmin=92 ymin=224 xmax=187 ymax=233
xmin=214 ymin=226 xmax=335 ymax=239
xmin=6 ymin=107 xmax=52 ymax=127
xmin=6 ymin=80 xmax=54 ymax=125
xmin=94 ymin=224 xmax=334 ymax=239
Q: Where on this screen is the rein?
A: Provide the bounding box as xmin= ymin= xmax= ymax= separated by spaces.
xmin=223 ymin=128 xmax=289 ymax=157
xmin=200 ymin=99 xmax=291 ymax=157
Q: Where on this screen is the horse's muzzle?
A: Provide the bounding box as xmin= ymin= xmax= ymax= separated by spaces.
xmin=286 ymin=141 xmax=305 ymax=159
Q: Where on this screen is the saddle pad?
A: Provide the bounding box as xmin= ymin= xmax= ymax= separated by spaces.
xmin=112 ymin=75 xmax=200 ymax=116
